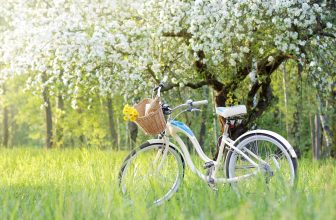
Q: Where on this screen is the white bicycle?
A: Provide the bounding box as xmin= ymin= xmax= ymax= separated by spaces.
xmin=118 ymin=82 xmax=298 ymax=205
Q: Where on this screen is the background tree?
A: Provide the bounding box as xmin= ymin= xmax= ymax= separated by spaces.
xmin=0 ymin=0 xmax=334 ymax=158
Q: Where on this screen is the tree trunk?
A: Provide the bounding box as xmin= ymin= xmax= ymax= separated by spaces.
xmin=76 ymin=108 xmax=85 ymax=145
xmin=198 ymin=87 xmax=209 ymax=147
xmin=42 ymin=73 xmax=53 ymax=149
xmin=319 ymin=114 xmax=332 ymax=157
xmin=107 ymin=97 xmax=118 ymax=148
xmin=313 ymin=114 xmax=322 ymax=160
xmin=310 ymin=114 xmax=315 ymax=158
xmin=10 ymin=105 xmax=16 ymax=147
xmin=117 ymin=117 xmax=121 ymax=150
xmin=290 ymin=63 xmax=303 ymax=157
xmin=198 ymin=111 xmax=207 ymax=147
xmin=2 ymin=84 xmax=9 ymax=147
xmin=214 ymin=89 xmax=228 ymax=133
xmin=55 ymin=94 xmax=64 ymax=147
xmin=212 ymin=63 xmax=283 ymax=156
xmin=211 ymin=89 xmax=218 ymax=157
xmin=281 ymin=63 xmax=290 ymax=138
xmin=316 ymin=95 xmax=333 ymax=157
xmin=128 ymin=122 xmax=138 ymax=147
xmin=330 ymin=82 xmax=336 ymax=157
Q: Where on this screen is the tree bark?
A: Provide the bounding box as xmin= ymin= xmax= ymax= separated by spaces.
xmin=42 ymin=73 xmax=53 ymax=149
xmin=331 ymin=82 xmax=336 ymax=157
xmin=107 ymin=97 xmax=118 ymax=148
xmin=198 ymin=111 xmax=207 ymax=147
xmin=117 ymin=117 xmax=121 ymax=150
xmin=314 ymin=114 xmax=322 ymax=160
xmin=316 ymin=95 xmax=333 ymax=157
xmin=310 ymin=114 xmax=316 ymax=158
xmin=128 ymin=121 xmax=138 ymax=147
xmin=281 ymin=63 xmax=290 ymax=138
xmin=198 ymin=87 xmax=209 ymax=147
xmin=2 ymin=84 xmax=9 ymax=147
xmin=10 ymin=105 xmax=16 ymax=147
xmin=290 ymin=63 xmax=303 ymax=156
xmin=76 ymin=108 xmax=85 ymax=145
xmin=55 ymin=94 xmax=64 ymax=147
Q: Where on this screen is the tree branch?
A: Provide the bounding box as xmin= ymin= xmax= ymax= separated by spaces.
xmin=162 ymin=30 xmax=192 ymax=39
xmin=226 ymin=53 xmax=289 ymax=93
xmin=231 ymin=76 xmax=274 ymax=139
xmin=146 ymin=66 xmax=160 ymax=84
xmin=194 ymin=50 xmax=224 ymax=91
xmin=319 ymin=32 xmax=336 ymax=39
xmin=161 ymin=80 xmax=208 ymax=92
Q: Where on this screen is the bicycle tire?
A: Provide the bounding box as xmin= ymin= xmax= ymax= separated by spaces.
xmin=118 ymin=141 xmax=185 ymax=205
xmin=225 ymin=133 xmax=298 ymax=194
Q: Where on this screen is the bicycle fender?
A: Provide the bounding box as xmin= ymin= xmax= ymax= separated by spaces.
xmin=233 ymin=130 xmax=297 ymax=158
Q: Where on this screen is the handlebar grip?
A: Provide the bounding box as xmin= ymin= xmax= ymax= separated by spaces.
xmin=192 ymin=100 xmax=208 ymax=106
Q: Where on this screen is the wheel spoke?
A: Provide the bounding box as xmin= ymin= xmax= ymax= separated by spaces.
xmin=119 ymin=144 xmax=184 ymax=205
xmin=227 ymin=134 xmax=297 ymax=195
xmin=234 ymin=165 xmax=257 ymax=170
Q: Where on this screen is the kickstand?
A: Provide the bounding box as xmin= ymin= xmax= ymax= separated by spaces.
xmin=204 ymin=161 xmax=218 ymax=191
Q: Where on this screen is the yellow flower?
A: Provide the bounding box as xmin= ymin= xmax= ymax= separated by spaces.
xmin=123 ymin=104 xmax=131 ymax=114
xmin=123 ymin=104 xmax=139 ymax=122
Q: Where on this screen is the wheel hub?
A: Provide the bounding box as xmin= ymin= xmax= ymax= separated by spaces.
xmin=261 ymin=163 xmax=274 ymax=177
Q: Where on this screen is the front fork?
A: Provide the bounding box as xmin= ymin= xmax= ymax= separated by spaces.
xmin=152 ymin=136 xmax=170 ymax=172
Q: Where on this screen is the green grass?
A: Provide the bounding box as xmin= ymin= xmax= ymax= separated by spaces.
xmin=0 ymin=148 xmax=335 ymax=220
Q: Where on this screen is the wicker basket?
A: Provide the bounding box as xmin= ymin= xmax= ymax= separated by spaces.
xmin=134 ymin=97 xmax=166 ymax=135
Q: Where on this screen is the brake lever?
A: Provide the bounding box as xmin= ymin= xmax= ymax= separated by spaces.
xmin=186 ymin=99 xmax=193 ymax=112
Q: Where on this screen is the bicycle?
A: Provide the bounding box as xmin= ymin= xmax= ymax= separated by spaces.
xmin=118 ymin=81 xmax=298 ymax=206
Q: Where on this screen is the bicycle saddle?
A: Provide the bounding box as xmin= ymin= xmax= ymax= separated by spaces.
xmin=216 ymin=105 xmax=247 ymax=118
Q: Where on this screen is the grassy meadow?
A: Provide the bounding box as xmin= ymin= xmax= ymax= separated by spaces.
xmin=0 ymin=148 xmax=335 ymax=220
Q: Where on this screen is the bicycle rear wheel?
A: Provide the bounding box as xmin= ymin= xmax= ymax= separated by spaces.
xmin=225 ymin=133 xmax=297 ymax=195
xmin=118 ymin=142 xmax=184 ymax=206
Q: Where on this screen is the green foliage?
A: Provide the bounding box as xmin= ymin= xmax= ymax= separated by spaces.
xmin=0 ymin=76 xmax=44 ymax=146
xmin=0 ymin=148 xmax=335 ymax=219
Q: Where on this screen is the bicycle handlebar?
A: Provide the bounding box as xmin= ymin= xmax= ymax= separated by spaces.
xmin=172 ymin=99 xmax=208 ymax=111
xmin=192 ymin=100 xmax=208 ymax=106
xmin=152 ymin=78 xmax=208 ymax=110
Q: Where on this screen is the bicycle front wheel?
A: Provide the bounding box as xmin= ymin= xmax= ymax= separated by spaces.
xmin=118 ymin=142 xmax=184 ymax=206
xmin=225 ymin=133 xmax=297 ymax=195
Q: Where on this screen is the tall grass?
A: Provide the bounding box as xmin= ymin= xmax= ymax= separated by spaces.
xmin=0 ymin=148 xmax=335 ymax=219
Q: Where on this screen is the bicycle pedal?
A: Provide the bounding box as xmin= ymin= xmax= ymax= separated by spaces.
xmin=203 ymin=161 xmax=214 ymax=169
xmin=207 ymin=178 xmax=218 ymax=191
xmin=208 ymin=177 xmax=215 ymax=184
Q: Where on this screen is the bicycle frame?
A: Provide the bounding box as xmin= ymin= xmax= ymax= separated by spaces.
xmin=154 ymin=120 xmax=270 ymax=184
xmin=148 ymin=84 xmax=297 ymax=185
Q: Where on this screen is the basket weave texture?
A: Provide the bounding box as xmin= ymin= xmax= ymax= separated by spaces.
xmin=134 ymin=97 xmax=166 ymax=135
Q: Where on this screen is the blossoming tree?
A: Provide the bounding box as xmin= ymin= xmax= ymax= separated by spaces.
xmin=1 ymin=0 xmax=335 ymax=149
xmin=137 ymin=0 xmax=335 ymax=140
